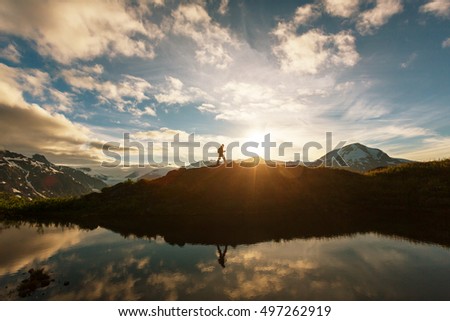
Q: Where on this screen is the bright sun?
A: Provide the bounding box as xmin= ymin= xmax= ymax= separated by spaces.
xmin=244 ymin=131 xmax=267 ymax=157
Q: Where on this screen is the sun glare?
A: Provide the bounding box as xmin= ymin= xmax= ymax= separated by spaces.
xmin=244 ymin=131 xmax=267 ymax=157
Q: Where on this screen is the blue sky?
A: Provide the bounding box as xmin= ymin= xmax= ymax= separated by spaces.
xmin=0 ymin=0 xmax=449 ymax=165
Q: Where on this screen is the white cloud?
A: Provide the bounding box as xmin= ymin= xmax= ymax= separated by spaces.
xmin=80 ymin=64 xmax=104 ymax=75
xmin=322 ymin=0 xmax=360 ymax=18
xmin=133 ymin=127 xmax=188 ymax=142
xmin=442 ymin=37 xmax=450 ymax=47
xmin=155 ymin=76 xmax=207 ymax=105
xmin=420 ymin=0 xmax=450 ymax=18
xmin=335 ymin=81 xmax=355 ymax=91
xmin=129 ymin=106 xmax=157 ymax=117
xmin=133 ymin=0 xmax=165 ymax=17
xmin=272 ymin=25 xmax=359 ymax=74
xmin=171 ymin=3 xmax=238 ymax=69
xmin=356 ymin=0 xmax=403 ymax=35
xmin=0 ymin=0 xmax=163 ymax=64
xmin=218 ymin=0 xmax=229 ymax=15
xmin=47 ymin=88 xmax=75 ymax=113
xmin=0 ymin=43 xmax=21 ymax=63
xmin=294 ymin=4 xmax=321 ymax=25
xmin=61 ymin=66 xmax=153 ymax=112
xmin=197 ymin=103 xmax=218 ymax=113
xmin=150 ymin=0 xmax=165 ymax=7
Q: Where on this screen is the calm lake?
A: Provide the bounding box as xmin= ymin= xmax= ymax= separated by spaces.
xmin=1 ymin=222 xmax=449 ymax=300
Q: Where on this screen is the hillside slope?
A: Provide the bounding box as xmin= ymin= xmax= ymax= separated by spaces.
xmin=0 ymin=150 xmax=106 ymax=199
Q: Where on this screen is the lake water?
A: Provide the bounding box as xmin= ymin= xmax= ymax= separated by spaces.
xmin=1 ymin=222 xmax=449 ymax=300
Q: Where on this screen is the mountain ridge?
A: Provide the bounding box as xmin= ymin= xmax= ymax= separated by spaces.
xmin=0 ymin=150 xmax=107 ymax=199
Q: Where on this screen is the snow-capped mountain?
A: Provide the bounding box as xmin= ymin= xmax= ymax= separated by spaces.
xmin=0 ymin=150 xmax=107 ymax=199
xmin=317 ymin=143 xmax=412 ymax=172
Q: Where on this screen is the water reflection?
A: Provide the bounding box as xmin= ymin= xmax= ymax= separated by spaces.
xmin=216 ymin=245 xmax=228 ymax=269
xmin=0 ymin=222 xmax=450 ymax=300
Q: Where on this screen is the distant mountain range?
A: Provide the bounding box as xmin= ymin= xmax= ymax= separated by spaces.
xmin=0 ymin=143 xmax=413 ymax=199
xmin=0 ymin=150 xmax=106 ymax=199
xmin=82 ymin=143 xmax=414 ymax=183
xmin=77 ymin=164 xmax=178 ymax=185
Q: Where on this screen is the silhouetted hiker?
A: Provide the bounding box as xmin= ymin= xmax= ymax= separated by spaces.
xmin=217 ymin=144 xmax=226 ymax=165
xmin=217 ymin=245 xmax=228 ymax=268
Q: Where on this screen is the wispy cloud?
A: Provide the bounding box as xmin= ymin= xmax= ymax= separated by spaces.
xmin=61 ymin=66 xmax=153 ymax=113
xmin=155 ymin=76 xmax=207 ymax=105
xmin=218 ymin=0 xmax=229 ymax=15
xmin=129 ymin=106 xmax=157 ymax=117
xmin=171 ymin=3 xmax=239 ymax=69
xmin=293 ymin=4 xmax=322 ymax=25
xmin=343 ymin=101 xmax=390 ymax=121
xmin=442 ymin=37 xmax=450 ymax=47
xmin=0 ymin=43 xmax=21 ymax=63
xmin=197 ymin=103 xmax=218 ymax=114
xmin=400 ymin=52 xmax=417 ymax=69
xmin=46 ymin=88 xmax=75 ymax=113
xmin=420 ymin=0 xmax=450 ymax=18
xmin=356 ymin=0 xmax=403 ymax=35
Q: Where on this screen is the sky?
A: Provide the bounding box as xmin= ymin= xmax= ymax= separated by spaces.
xmin=0 ymin=0 xmax=449 ymax=166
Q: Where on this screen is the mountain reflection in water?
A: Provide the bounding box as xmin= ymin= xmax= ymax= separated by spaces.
xmin=1 ymin=222 xmax=450 ymax=300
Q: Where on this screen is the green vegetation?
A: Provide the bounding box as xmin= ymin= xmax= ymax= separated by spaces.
xmin=0 ymin=192 xmax=77 ymax=214
xmin=366 ymin=159 xmax=450 ymax=212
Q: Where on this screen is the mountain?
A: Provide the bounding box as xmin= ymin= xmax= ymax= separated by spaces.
xmin=184 ymin=160 xmax=217 ymax=169
xmin=0 ymin=150 xmax=107 ymax=199
xmin=316 ymin=143 xmax=412 ymax=172
xmin=77 ymin=164 xmax=178 ymax=185
xmin=138 ymin=167 xmax=177 ymax=181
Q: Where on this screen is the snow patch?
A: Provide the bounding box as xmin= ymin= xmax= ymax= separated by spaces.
xmin=24 ymin=171 xmax=47 ymax=198
xmin=47 ymin=167 xmax=63 ymax=174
